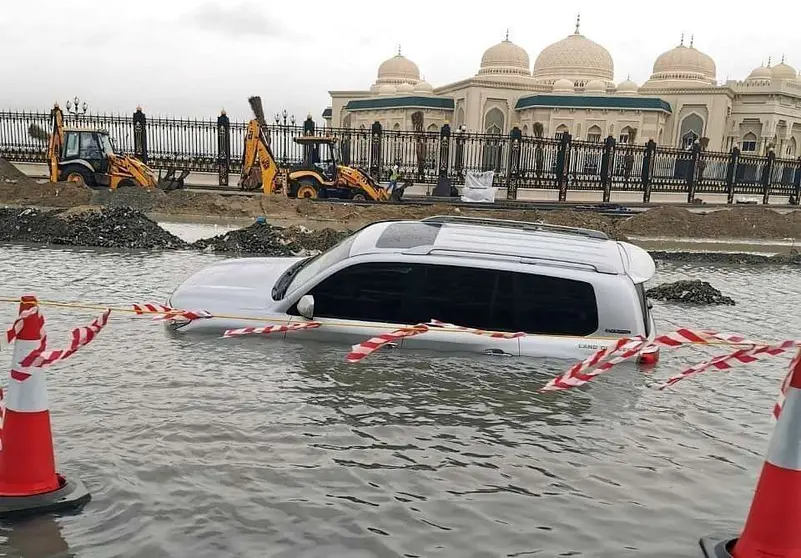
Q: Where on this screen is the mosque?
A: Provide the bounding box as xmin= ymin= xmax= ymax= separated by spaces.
xmin=324 ymin=17 xmax=801 ymax=157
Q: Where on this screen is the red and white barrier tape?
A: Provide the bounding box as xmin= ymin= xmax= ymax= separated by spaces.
xmin=426 ymin=319 xmax=526 ymax=339
xmin=132 ymin=303 xmax=212 ymax=322
xmin=0 ymin=306 xmax=40 ymax=352
xmin=542 ymin=329 xmax=759 ymax=392
xmin=345 ymin=324 xmax=430 ymax=363
xmin=132 ymin=303 xmax=172 ymax=315
xmin=223 ymin=322 xmax=321 ymax=338
xmin=20 ymin=309 xmax=111 ymax=368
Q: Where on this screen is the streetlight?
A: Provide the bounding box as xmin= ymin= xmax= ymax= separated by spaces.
xmin=65 ymin=96 xmax=88 ymax=118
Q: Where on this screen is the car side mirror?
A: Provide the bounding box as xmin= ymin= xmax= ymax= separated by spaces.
xmin=297 ymin=295 xmax=315 ymax=320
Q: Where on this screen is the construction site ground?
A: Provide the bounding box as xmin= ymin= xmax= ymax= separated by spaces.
xmin=4 ymin=158 xmax=801 ymax=242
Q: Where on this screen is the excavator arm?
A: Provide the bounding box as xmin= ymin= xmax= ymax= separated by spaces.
xmin=47 ymin=105 xmax=64 ymax=183
xmin=239 ymin=96 xmax=285 ymax=194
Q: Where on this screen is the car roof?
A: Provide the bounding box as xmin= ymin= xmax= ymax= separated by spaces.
xmin=348 ymin=215 xmax=655 ymax=282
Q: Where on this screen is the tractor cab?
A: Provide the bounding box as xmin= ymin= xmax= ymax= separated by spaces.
xmin=61 ymin=127 xmax=116 ymax=174
xmin=293 ymin=136 xmax=340 ymax=182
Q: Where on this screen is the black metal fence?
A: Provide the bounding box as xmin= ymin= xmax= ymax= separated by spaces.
xmin=2 ymin=107 xmax=800 ymax=203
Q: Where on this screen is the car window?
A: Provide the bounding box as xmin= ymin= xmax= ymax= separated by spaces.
xmin=302 ymin=262 xmax=418 ymax=323
xmin=635 ymin=283 xmax=651 ymax=336
xmin=491 ymin=269 xmax=599 ymax=335
xmin=299 ymin=260 xmax=599 ymax=336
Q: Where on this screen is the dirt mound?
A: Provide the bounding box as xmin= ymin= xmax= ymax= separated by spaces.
xmin=646 ymin=280 xmax=735 ymax=305
xmin=0 ymin=158 xmax=93 ymax=208
xmin=0 ymin=206 xmax=186 ymax=249
xmin=192 ymin=221 xmax=350 ymax=255
xmin=620 ymin=206 xmax=801 ymax=239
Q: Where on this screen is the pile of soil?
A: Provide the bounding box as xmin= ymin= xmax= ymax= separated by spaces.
xmin=620 ymin=206 xmax=801 ymax=240
xmin=646 ymin=280 xmax=736 ymax=305
xmin=0 ymin=206 xmax=187 ymax=249
xmin=192 ymin=221 xmax=349 ymax=255
xmin=650 ymin=250 xmax=801 ymax=266
xmin=0 ymin=159 xmax=93 ymax=208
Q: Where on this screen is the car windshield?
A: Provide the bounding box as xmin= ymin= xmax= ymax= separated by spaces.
xmin=273 ymin=234 xmax=357 ymax=299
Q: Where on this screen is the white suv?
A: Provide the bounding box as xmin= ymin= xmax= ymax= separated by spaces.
xmin=167 ymin=215 xmax=657 ymax=361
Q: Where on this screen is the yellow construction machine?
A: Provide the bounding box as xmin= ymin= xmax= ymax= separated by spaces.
xmin=239 ymin=96 xmax=393 ymax=201
xmin=34 ymin=104 xmax=187 ymax=190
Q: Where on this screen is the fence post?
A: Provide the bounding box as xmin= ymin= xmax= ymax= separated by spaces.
xmin=369 ymin=121 xmax=383 ymax=183
xmin=686 ymin=142 xmax=700 ymax=203
xmin=454 ymin=128 xmax=465 ymax=182
xmin=762 ymin=149 xmax=776 ymax=205
xmin=216 ymin=110 xmax=230 ymax=187
xmin=642 ymin=139 xmax=656 ymax=203
xmin=794 ymin=156 xmax=801 ymax=206
xmin=438 ymin=122 xmax=451 ymax=183
xmin=600 ymin=135 xmax=615 ymax=203
xmin=725 ymin=146 xmax=740 ymax=204
xmin=556 ymin=132 xmax=571 ymax=202
xmin=301 ymin=115 xmax=316 ymax=167
xmin=133 ymin=106 xmax=148 ymax=163
xmin=506 ymin=126 xmax=522 ymax=201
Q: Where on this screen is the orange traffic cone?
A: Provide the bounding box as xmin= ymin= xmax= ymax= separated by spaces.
xmin=0 ymin=295 xmax=89 ymax=519
xmin=701 ymin=349 xmax=801 ymax=557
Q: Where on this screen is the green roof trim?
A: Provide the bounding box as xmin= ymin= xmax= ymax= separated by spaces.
xmin=322 ymin=107 xmax=332 ymax=118
xmin=345 ymin=96 xmax=455 ymax=111
xmin=515 ymin=95 xmax=672 ymax=113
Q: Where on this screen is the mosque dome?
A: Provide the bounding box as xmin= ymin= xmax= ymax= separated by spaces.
xmin=771 ymin=59 xmax=797 ymax=80
xmin=617 ymin=77 xmax=639 ymax=95
xmin=532 ymin=17 xmax=614 ymax=86
xmin=553 ymin=78 xmax=575 ymax=93
xmin=413 ymin=80 xmax=434 ymax=93
xmin=376 ymin=50 xmax=420 ymax=85
xmin=644 ymin=36 xmax=716 ymax=88
xmin=378 ymin=84 xmax=397 ymax=95
xmin=396 ymin=82 xmax=414 ymax=93
xmin=584 ymin=79 xmax=607 ymax=94
xmin=747 ymin=64 xmax=772 ymax=81
xmin=478 ymin=35 xmax=531 ymax=76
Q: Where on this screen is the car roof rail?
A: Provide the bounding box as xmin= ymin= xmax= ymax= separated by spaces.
xmin=420 ymin=215 xmax=609 ymax=240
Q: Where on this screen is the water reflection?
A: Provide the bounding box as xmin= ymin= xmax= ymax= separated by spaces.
xmin=0 ymin=517 xmax=73 ymax=558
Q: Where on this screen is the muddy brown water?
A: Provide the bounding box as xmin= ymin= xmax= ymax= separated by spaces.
xmin=0 ymin=224 xmax=797 ymax=557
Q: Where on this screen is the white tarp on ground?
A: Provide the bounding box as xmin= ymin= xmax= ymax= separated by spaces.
xmin=461 ymin=170 xmax=496 ymax=203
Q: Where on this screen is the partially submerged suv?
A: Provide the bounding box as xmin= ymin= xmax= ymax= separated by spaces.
xmin=167 ymin=215 xmax=657 ymax=361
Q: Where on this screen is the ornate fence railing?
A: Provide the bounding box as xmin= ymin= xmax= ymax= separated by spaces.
xmin=1 ymin=107 xmax=800 ymax=203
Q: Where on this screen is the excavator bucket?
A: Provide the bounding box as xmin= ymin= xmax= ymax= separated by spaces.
xmin=157 ymin=167 xmax=188 ymax=191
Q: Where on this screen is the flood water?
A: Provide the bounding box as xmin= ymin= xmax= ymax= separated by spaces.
xmin=0 ymin=224 xmax=798 ymax=558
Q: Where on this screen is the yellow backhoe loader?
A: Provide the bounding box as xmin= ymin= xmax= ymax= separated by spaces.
xmin=239 ymin=96 xmax=396 ymax=201
xmin=32 ymin=104 xmax=188 ymax=191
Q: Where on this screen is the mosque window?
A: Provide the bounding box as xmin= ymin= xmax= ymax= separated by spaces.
xmin=587 ymin=125 xmax=602 ymax=143
xmin=484 ymin=108 xmax=505 ymax=135
xmin=787 ymin=138 xmax=797 ymax=157
xmin=619 ymin=127 xmax=632 ymax=144
xmin=741 ymin=132 xmax=757 ymax=153
xmin=554 ymin=124 xmax=569 ymax=140
xmin=679 ymin=114 xmax=705 ymax=148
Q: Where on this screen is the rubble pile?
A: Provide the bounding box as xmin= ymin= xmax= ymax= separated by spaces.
xmin=191 ymin=221 xmax=350 ymax=255
xmin=646 ymin=279 xmax=736 ymax=305
xmin=0 ymin=206 xmax=187 ymax=249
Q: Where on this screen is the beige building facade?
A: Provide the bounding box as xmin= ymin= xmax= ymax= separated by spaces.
xmin=325 ymin=20 xmax=801 ymax=157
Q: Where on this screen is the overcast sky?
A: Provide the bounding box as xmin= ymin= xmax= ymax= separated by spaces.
xmin=1 ymin=0 xmax=799 ymax=123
